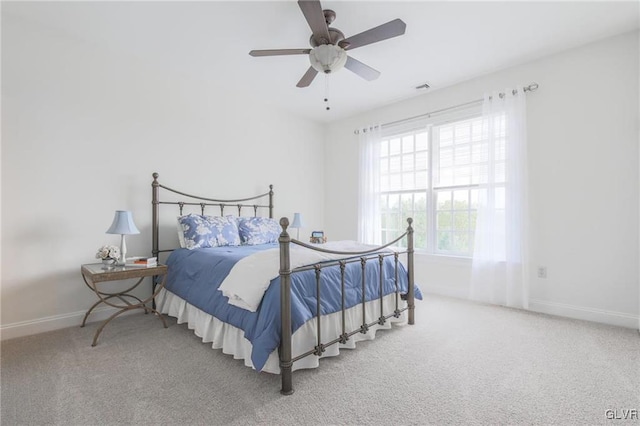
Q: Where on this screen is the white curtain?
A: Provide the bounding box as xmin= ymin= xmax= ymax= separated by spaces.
xmin=470 ymin=87 xmax=530 ymax=309
xmin=357 ymin=125 xmax=382 ymax=244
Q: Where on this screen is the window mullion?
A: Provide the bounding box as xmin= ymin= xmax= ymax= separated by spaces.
xmin=426 ymin=125 xmax=435 ymax=254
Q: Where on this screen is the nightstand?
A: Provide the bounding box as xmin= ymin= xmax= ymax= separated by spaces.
xmin=80 ymin=263 xmax=168 ymax=346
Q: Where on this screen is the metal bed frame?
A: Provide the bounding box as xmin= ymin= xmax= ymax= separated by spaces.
xmin=151 ymin=172 xmax=415 ymax=395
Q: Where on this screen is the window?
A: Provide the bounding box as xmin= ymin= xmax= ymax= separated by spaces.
xmin=379 ymin=131 xmax=429 ymax=249
xmin=378 ymin=110 xmax=505 ymax=256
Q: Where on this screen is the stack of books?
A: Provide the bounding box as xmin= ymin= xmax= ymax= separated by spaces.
xmin=125 ymin=257 xmax=158 ymax=268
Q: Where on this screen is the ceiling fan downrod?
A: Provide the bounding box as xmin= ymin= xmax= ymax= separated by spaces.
xmin=309 ymin=10 xmax=346 ymax=48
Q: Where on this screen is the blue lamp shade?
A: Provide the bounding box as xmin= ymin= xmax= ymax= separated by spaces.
xmin=106 ymin=211 xmax=140 ymax=235
xmin=290 ymin=213 xmax=303 ymax=229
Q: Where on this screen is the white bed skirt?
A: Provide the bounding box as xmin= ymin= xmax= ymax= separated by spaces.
xmin=155 ymin=288 xmax=408 ymax=374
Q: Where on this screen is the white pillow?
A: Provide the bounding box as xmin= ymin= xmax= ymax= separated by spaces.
xmin=177 ymin=217 xmax=186 ymax=248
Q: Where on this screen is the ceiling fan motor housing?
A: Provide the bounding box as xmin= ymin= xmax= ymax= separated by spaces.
xmin=309 ymin=44 xmax=348 ymax=73
xmin=309 ymin=27 xmax=346 ymax=47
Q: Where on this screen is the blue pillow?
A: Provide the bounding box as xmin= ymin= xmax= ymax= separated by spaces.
xmin=178 ymin=214 xmax=241 ymax=249
xmin=238 ymin=217 xmax=281 ymax=245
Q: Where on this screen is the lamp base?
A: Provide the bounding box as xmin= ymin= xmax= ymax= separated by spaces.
xmin=118 ymin=234 xmax=127 ymax=266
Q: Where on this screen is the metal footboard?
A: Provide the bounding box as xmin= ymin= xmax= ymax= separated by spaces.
xmin=278 ymin=217 xmax=415 ymax=395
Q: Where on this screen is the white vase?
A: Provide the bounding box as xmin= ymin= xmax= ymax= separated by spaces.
xmin=102 ymin=258 xmax=115 ymax=270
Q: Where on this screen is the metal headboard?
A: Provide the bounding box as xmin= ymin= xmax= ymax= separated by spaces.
xmin=151 ymin=172 xmax=273 ymax=259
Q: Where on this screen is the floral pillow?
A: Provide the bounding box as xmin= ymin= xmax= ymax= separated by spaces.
xmin=178 ymin=214 xmax=241 ymax=249
xmin=238 ymin=217 xmax=281 ymax=245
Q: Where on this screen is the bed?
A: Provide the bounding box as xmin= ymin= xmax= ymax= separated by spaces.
xmin=150 ymin=172 xmax=420 ymax=394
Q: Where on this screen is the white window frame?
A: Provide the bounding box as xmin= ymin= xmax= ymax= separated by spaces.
xmin=378 ymin=106 xmax=492 ymax=257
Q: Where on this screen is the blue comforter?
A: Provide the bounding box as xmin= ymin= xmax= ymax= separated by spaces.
xmin=164 ymin=244 xmax=422 ymax=371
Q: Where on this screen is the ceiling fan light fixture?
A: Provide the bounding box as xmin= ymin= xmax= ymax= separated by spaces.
xmin=309 ymin=44 xmax=347 ymax=74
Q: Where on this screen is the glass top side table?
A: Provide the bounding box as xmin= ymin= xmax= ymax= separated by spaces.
xmin=80 ymin=263 xmax=168 ymax=346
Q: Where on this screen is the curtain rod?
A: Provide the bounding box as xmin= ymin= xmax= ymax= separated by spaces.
xmin=354 ymin=82 xmax=539 ymax=134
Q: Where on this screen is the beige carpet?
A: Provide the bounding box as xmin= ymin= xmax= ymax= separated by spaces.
xmin=1 ymin=294 xmax=638 ymax=425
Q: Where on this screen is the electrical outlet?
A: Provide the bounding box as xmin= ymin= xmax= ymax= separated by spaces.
xmin=537 ymin=266 xmax=547 ymax=279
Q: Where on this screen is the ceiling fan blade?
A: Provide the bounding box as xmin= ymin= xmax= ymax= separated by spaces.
xmin=344 ymin=56 xmax=380 ymax=81
xmin=343 ymin=18 xmax=407 ymax=51
xmin=298 ymin=0 xmax=331 ymax=45
xmin=249 ymin=49 xmax=311 ymax=57
xmin=296 ymin=66 xmax=319 ymax=88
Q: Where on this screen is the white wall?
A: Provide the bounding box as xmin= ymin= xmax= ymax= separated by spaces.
xmin=325 ymin=31 xmax=640 ymax=328
xmin=2 ymin=16 xmax=638 ymax=340
xmin=1 ymin=14 xmax=326 ymax=338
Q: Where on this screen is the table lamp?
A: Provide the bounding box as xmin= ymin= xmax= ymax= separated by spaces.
xmin=106 ymin=210 xmax=140 ymax=265
xmin=290 ymin=213 xmax=304 ymax=240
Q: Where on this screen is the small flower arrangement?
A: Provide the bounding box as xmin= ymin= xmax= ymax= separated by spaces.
xmin=96 ymin=245 xmax=120 ymax=260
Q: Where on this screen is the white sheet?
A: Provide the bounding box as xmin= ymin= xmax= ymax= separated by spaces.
xmin=218 ymin=240 xmax=386 ymax=312
xmin=156 ymin=287 xmax=408 ymax=374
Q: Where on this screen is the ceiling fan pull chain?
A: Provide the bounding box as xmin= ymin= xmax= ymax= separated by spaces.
xmin=324 ymin=74 xmax=330 ymax=111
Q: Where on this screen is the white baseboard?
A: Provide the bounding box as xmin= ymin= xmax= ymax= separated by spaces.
xmin=527 ymin=299 xmax=638 ymax=329
xmin=423 ymin=285 xmax=639 ymax=330
xmin=0 ymin=307 xmax=139 ymax=341
xmin=421 ymin=284 xmax=469 ymax=300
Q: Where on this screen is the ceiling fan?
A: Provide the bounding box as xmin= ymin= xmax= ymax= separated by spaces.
xmin=249 ymin=0 xmax=406 ymax=88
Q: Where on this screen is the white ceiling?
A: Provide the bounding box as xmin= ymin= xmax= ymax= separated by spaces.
xmin=4 ymin=1 xmax=639 ymax=123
